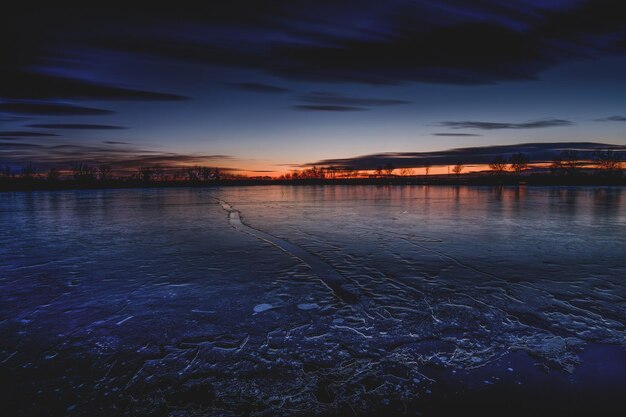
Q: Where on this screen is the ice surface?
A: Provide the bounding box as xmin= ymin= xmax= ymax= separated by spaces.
xmin=0 ymin=186 xmax=625 ymax=415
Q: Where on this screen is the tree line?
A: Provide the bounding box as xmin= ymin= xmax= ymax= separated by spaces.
xmin=0 ymin=149 xmax=622 ymax=184
xmin=0 ymin=163 xmax=251 ymax=182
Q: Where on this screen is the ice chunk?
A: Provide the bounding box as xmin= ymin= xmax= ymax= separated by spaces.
xmin=253 ymin=303 xmax=273 ymax=313
xmin=297 ymin=303 xmax=320 ymax=310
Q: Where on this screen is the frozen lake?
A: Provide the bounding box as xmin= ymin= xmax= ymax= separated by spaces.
xmin=1 ymin=186 xmax=625 ymax=416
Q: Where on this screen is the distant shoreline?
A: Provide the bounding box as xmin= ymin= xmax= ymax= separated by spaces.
xmin=1 ymin=174 xmax=625 ymax=192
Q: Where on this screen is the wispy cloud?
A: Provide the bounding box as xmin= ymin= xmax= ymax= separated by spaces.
xmin=1 ymin=71 xmax=187 ymax=102
xmin=227 ymin=82 xmax=290 ymax=93
xmin=0 ymin=131 xmax=58 ymax=137
xmin=28 ymin=124 xmax=127 ymax=130
xmin=102 ymin=140 xmax=131 ymax=145
xmin=0 ymin=140 xmax=236 ymax=170
xmin=595 ymin=115 xmax=626 ymax=122
xmin=432 ymin=133 xmax=482 ymax=137
xmin=0 ymin=102 xmax=114 ymax=116
xmin=293 ymin=105 xmax=368 ymax=112
xmin=298 ymin=92 xmax=411 ymax=107
xmin=438 ymin=119 xmax=573 ymax=130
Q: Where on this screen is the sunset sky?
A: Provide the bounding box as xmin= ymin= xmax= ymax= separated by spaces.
xmin=2 ymin=2 xmax=626 ymax=175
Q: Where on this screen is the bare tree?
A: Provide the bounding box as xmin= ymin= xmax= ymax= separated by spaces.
xmin=509 ymin=153 xmax=529 ymax=174
xmin=561 ymin=150 xmax=579 ymax=175
xmin=0 ymin=165 xmax=12 ymax=178
xmin=489 ymin=155 xmax=508 ymax=174
xmin=185 ymin=166 xmax=200 ymax=181
xmin=452 ymin=163 xmax=464 ymax=177
xmin=399 ymin=167 xmax=414 ymax=176
xmin=343 ymin=167 xmax=356 ymax=178
xmin=152 ymin=165 xmax=166 ymax=181
xmin=98 ymin=164 xmax=112 ymax=181
xmin=71 ymin=162 xmax=96 ymax=181
xmin=384 ymin=162 xmax=395 ymax=176
xmin=21 ymin=163 xmax=35 ymax=179
xmin=139 ymin=166 xmax=155 ymax=182
xmin=595 ymin=149 xmax=621 ymax=175
xmin=424 ymin=162 xmax=431 ymax=177
xmin=47 ymin=167 xmax=60 ymax=181
xmin=550 ymin=155 xmax=564 ymax=175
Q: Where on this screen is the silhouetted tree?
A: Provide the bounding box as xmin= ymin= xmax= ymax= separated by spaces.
xmin=139 ymin=166 xmax=155 ymax=182
xmin=560 ymin=150 xmax=579 ymax=175
xmin=71 ymin=162 xmax=96 ymax=181
xmin=509 ymin=153 xmax=529 ymax=174
xmin=152 ymin=166 xmax=166 ymax=181
xmin=594 ymin=149 xmax=621 ymax=176
xmin=47 ymin=167 xmax=60 ymax=181
xmin=199 ymin=166 xmax=212 ymax=181
xmin=550 ymin=155 xmax=564 ymax=175
xmin=0 ymin=165 xmax=12 ymax=178
xmin=424 ymin=162 xmax=431 ymax=177
xmin=185 ymin=166 xmax=200 ymax=181
xmin=344 ymin=167 xmax=356 ymax=178
xmin=384 ymin=163 xmax=396 ymax=177
xmin=489 ymin=155 xmax=508 ymax=174
xmin=452 ymin=163 xmax=464 ymax=177
xmin=399 ymin=167 xmax=414 ymax=176
xmin=325 ymin=166 xmax=337 ymax=179
xmin=21 ymin=163 xmax=35 ymax=179
xmin=98 ymin=164 xmax=112 ymax=181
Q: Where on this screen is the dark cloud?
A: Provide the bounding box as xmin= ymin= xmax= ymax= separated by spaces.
xmin=293 ymin=105 xmax=368 ymax=112
xmin=0 ymin=116 xmax=31 ymax=122
xmin=298 ymin=92 xmax=411 ymax=107
xmin=6 ymin=1 xmax=626 ymax=91
xmin=0 ymin=142 xmax=43 ymax=149
xmin=438 ymin=119 xmax=573 ymax=130
xmin=0 ymin=131 xmax=58 ymax=137
xmin=304 ymin=142 xmax=626 ymax=170
xmin=595 ymin=115 xmax=626 ymax=122
xmin=0 ymin=102 xmax=114 ymax=116
xmin=0 ymin=140 xmax=235 ymax=170
xmin=28 ymin=124 xmax=127 ymax=130
xmin=0 ymin=71 xmax=188 ymax=101
xmin=432 ymin=133 xmax=482 ymax=137
xmin=103 ymin=141 xmax=131 ymax=145
xmin=227 ymin=82 xmax=290 ymax=93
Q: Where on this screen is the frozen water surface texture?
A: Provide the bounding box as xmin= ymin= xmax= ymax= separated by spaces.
xmin=1 ymin=186 xmax=625 ymax=416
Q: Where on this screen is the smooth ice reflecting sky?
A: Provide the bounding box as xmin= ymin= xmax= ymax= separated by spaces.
xmin=1 ymin=186 xmax=625 ymax=414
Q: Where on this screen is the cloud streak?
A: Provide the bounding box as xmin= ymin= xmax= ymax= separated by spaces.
xmin=27 ymin=124 xmax=127 ymax=130
xmin=0 ymin=140 xmax=236 ymax=171
xmin=0 ymin=102 xmax=114 ymax=116
xmin=595 ymin=115 xmax=626 ymax=122
xmin=432 ymin=133 xmax=482 ymax=137
xmin=0 ymin=72 xmax=188 ymax=102
xmin=438 ymin=119 xmax=573 ymax=130
xmin=298 ymin=92 xmax=411 ymax=107
xmin=293 ymin=105 xmax=368 ymax=112
xmin=227 ymin=82 xmax=290 ymax=93
xmin=303 ymin=142 xmax=626 ymax=170
xmin=0 ymin=131 xmax=58 ymax=137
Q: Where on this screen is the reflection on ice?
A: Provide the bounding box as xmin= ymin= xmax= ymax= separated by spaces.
xmin=0 ymin=186 xmax=625 ymax=415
